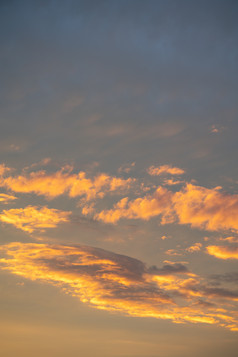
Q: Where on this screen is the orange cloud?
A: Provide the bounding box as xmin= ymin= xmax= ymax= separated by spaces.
xmin=147 ymin=165 xmax=185 ymax=176
xmin=186 ymin=243 xmax=202 ymax=253
xmin=94 ymin=186 xmax=173 ymax=223
xmin=95 ymin=183 xmax=238 ymax=233
xmin=0 ymin=242 xmax=237 ymax=330
xmin=219 ymin=236 xmax=238 ymax=243
xmin=0 ymin=164 xmax=11 ymax=176
xmin=0 ymin=206 xmax=71 ymax=233
xmin=0 ymin=166 xmax=134 ymax=201
xmin=0 ymin=193 xmax=17 ymax=204
xmin=163 ymin=179 xmax=183 ymax=186
xmin=165 ymin=249 xmax=182 ymax=256
xmin=206 ymin=245 xmax=238 ymax=260
xmin=172 ymin=184 xmax=238 ymax=232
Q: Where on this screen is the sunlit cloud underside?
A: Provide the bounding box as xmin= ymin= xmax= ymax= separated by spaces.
xmin=0 ymin=242 xmax=237 ymax=331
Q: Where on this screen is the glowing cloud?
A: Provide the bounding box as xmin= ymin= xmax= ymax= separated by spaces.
xmin=186 ymin=243 xmax=202 ymax=253
xmin=206 ymin=245 xmax=238 ymax=260
xmin=0 ymin=193 xmax=17 ymax=204
xmin=172 ymin=184 xmax=238 ymax=232
xmin=0 ymin=242 xmax=237 ymax=330
xmin=0 ymin=206 xmax=71 ymax=233
xmin=0 ymin=166 xmax=134 ymax=201
xmin=147 ymin=165 xmax=185 ymax=176
xmin=94 ymin=187 xmax=173 ymax=223
xmin=95 ymin=183 xmax=238 ymax=233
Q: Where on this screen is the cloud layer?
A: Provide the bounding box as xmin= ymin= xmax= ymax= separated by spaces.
xmin=0 ymin=242 xmax=237 ymax=330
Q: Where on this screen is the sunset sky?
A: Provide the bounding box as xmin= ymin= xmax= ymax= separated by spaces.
xmin=0 ymin=1 xmax=238 ymax=356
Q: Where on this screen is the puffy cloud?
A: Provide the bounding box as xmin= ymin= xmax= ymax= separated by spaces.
xmin=172 ymin=184 xmax=238 ymax=232
xmin=0 ymin=193 xmax=17 ymax=204
xmin=147 ymin=165 xmax=185 ymax=176
xmin=186 ymin=243 xmax=202 ymax=253
xmin=0 ymin=165 xmax=134 ymax=201
xmin=94 ymin=186 xmax=173 ymax=223
xmin=206 ymin=245 xmax=238 ymax=260
xmin=0 ymin=242 xmax=237 ymax=330
xmin=95 ymin=183 xmax=238 ymax=233
xmin=0 ymin=206 xmax=71 ymax=233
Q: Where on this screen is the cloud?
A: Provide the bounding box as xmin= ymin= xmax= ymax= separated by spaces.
xmin=147 ymin=165 xmax=185 ymax=176
xmin=186 ymin=243 xmax=202 ymax=253
xmin=118 ymin=162 xmax=135 ymax=174
xmin=172 ymin=184 xmax=238 ymax=232
xmin=0 ymin=165 xmax=134 ymax=201
xmin=206 ymin=245 xmax=238 ymax=260
xmin=165 ymin=249 xmax=182 ymax=257
xmin=94 ymin=186 xmax=173 ymax=223
xmin=163 ymin=179 xmax=184 ymax=186
xmin=0 ymin=242 xmax=237 ymax=330
xmin=0 ymin=164 xmax=11 ymax=177
xmin=0 ymin=193 xmax=17 ymax=204
xmin=0 ymin=206 xmax=71 ymax=233
xmin=219 ymin=236 xmax=238 ymax=243
xmin=95 ymin=183 xmax=238 ymax=233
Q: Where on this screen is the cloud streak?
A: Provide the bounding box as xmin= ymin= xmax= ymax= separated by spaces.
xmin=0 ymin=242 xmax=237 ymax=330
xmin=147 ymin=165 xmax=185 ymax=176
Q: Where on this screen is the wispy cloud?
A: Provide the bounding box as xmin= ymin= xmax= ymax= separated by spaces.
xmin=147 ymin=165 xmax=185 ymax=176
xmin=0 ymin=206 xmax=71 ymax=233
xmin=0 ymin=242 xmax=237 ymax=330
xmin=0 ymin=193 xmax=17 ymax=204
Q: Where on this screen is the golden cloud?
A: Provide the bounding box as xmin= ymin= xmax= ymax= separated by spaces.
xmin=147 ymin=165 xmax=185 ymax=176
xmin=0 ymin=166 xmax=134 ymax=201
xmin=95 ymin=183 xmax=238 ymax=233
xmin=186 ymin=243 xmax=202 ymax=253
xmin=0 ymin=242 xmax=237 ymax=330
xmin=172 ymin=184 xmax=238 ymax=232
xmin=94 ymin=186 xmax=173 ymax=223
xmin=0 ymin=193 xmax=17 ymax=204
xmin=206 ymin=245 xmax=238 ymax=260
xmin=0 ymin=206 xmax=71 ymax=233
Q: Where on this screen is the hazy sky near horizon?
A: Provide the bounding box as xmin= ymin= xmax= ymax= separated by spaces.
xmin=0 ymin=1 xmax=238 ymax=356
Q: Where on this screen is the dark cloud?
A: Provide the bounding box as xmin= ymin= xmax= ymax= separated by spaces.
xmin=209 ymin=272 xmax=238 ymax=284
xmin=148 ymin=263 xmax=189 ymax=275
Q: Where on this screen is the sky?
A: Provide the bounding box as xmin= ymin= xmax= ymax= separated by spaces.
xmin=0 ymin=1 xmax=238 ymax=356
